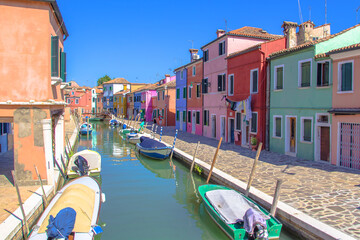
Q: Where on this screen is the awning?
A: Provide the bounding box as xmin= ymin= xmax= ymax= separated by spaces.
xmin=328 ymin=108 xmax=360 ymax=115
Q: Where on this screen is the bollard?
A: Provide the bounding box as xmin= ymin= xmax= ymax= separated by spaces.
xmin=245 ymin=142 xmax=263 ymax=197
xmin=190 ymin=141 xmax=200 ymax=173
xmin=270 ymin=179 xmax=283 ymax=216
xmin=206 ymin=137 xmax=222 ymax=184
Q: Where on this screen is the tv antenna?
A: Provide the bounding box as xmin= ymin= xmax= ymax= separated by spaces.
xmin=309 ymin=6 xmax=311 ymax=20
xmin=325 ymin=0 xmax=327 ymax=24
xmin=225 ymin=19 xmax=228 ymax=32
xmin=188 ymin=40 xmax=194 ymax=49
xmin=298 ymin=0 xmax=304 ymax=24
xmin=357 ymin=6 xmax=360 ymax=24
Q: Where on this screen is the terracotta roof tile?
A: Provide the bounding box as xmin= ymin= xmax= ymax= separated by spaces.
xmin=103 ymin=78 xmax=129 ymax=85
xmin=228 ymin=26 xmax=282 ymax=40
xmin=155 ymin=80 xmax=176 ymax=90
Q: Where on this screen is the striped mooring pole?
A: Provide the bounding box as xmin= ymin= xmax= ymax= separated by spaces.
xmin=159 ymin=127 xmax=163 ymax=142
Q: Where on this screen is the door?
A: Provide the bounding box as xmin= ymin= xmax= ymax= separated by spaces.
xmin=192 ymin=111 xmax=196 ymax=134
xmin=320 ymin=127 xmax=330 ymax=161
xmin=290 ymin=117 xmax=296 ymax=153
xmin=220 ymin=116 xmax=226 ymax=140
xmin=229 ymin=119 xmax=235 ymax=143
xmin=180 ymin=111 xmax=183 ymax=131
xmin=241 ymin=114 xmax=249 ymax=146
xmin=211 ymin=115 xmax=216 ymax=138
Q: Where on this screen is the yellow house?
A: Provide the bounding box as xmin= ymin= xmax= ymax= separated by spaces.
xmin=114 ymin=90 xmax=129 ymax=117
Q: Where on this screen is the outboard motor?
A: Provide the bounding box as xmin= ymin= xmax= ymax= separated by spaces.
xmin=74 ymin=155 xmax=90 ymax=176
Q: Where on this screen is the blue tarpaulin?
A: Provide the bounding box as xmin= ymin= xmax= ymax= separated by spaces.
xmin=139 ymin=137 xmax=167 ymax=148
xmin=46 ymin=207 xmax=76 ymax=239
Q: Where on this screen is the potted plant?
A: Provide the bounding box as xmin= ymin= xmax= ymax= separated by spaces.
xmin=250 ymin=136 xmax=257 ymax=151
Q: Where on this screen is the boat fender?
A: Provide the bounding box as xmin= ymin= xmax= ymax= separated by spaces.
xmin=101 ymin=193 xmax=106 ymax=203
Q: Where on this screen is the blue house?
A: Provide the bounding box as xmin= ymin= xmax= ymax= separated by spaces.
xmin=174 ymin=65 xmax=187 ymax=131
xmin=133 ymin=92 xmax=142 ymax=119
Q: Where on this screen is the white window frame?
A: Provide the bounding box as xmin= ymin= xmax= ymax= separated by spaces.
xmin=273 ymin=115 xmax=283 ymax=139
xmin=75 ymin=99 xmax=79 ymax=104
xmin=67 ymin=98 xmax=71 ymax=104
xmin=274 ymin=64 xmax=284 ymax=91
xmin=250 ymin=112 xmax=258 ymax=134
xmin=337 ymin=60 xmax=354 ymax=93
xmin=316 ymin=60 xmax=331 ymax=88
xmin=219 ymin=40 xmax=225 ymax=56
xmin=235 ymin=111 xmax=241 ymax=131
xmin=193 ymin=66 xmax=196 ymax=76
xmin=298 ymin=58 xmax=312 ymax=88
xmin=250 ymin=68 xmax=259 ymax=94
xmin=228 ymin=74 xmax=234 ymax=96
xmin=188 ymin=85 xmax=192 ymax=99
xmin=300 ymin=117 xmax=313 ymax=143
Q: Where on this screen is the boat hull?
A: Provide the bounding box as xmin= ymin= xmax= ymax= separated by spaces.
xmin=80 ymin=129 xmax=92 ymax=135
xmin=136 ymin=143 xmax=172 ymax=160
xmin=198 ymin=185 xmax=282 ymax=240
xmin=67 ymin=150 xmax=101 ymax=178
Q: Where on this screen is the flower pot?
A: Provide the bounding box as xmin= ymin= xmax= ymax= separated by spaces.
xmin=251 ymin=144 xmax=257 ymax=151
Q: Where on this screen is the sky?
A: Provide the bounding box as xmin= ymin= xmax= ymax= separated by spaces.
xmin=57 ymin=0 xmax=360 ymax=88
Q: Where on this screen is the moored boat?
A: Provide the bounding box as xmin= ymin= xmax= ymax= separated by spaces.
xmin=136 ymin=136 xmax=172 ymax=160
xmin=198 ymin=184 xmax=282 ymax=240
xmin=79 ymin=123 xmax=92 ymax=135
xmin=109 ymin=119 xmax=119 ymax=126
xmin=67 ymin=150 xmax=101 ymax=178
xmin=29 ymin=176 xmax=104 ymax=240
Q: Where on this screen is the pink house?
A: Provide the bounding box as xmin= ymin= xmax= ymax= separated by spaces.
xmin=201 ymin=27 xmax=281 ymax=141
xmin=328 ymin=44 xmax=360 ymax=169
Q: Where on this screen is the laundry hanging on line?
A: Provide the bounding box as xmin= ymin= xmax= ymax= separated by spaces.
xmin=224 ymin=96 xmax=252 ymax=120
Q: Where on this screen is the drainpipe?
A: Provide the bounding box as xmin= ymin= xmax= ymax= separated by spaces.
xmin=265 ymin=55 xmax=270 ymax=151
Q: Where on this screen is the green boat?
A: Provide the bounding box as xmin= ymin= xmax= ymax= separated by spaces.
xmin=198 ymin=185 xmax=282 ymax=240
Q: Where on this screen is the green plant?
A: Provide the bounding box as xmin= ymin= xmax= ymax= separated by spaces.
xmin=194 ymin=164 xmax=203 ymax=175
xmin=250 ymin=136 xmax=257 ymax=146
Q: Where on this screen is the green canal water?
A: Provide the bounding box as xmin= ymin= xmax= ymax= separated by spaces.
xmin=77 ymin=122 xmax=298 ymax=239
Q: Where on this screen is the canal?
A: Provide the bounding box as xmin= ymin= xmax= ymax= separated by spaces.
xmin=76 ymin=122 xmax=298 ymax=239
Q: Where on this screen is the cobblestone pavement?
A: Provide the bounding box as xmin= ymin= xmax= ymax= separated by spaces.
xmin=144 ymin=125 xmax=360 ymax=239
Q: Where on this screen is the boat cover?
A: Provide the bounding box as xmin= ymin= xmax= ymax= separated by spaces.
xmin=68 ymin=150 xmax=101 ymax=173
xmin=243 ymin=208 xmax=268 ymax=237
xmin=122 ymin=124 xmax=127 ymax=129
xmin=140 ymin=136 xmax=151 ymax=142
xmin=46 ymin=207 xmax=76 ymax=239
xmin=139 ymin=137 xmax=167 ymax=149
xmin=205 ymin=189 xmax=269 ymax=224
xmin=39 ymin=184 xmax=95 ymax=233
xmin=74 ymin=156 xmax=90 ymax=176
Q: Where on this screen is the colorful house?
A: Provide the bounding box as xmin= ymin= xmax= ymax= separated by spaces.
xmin=201 ymin=27 xmax=280 ymax=142
xmin=91 ymin=86 xmax=103 ymax=114
xmin=65 ymin=86 xmax=92 ymax=116
xmin=226 ymin=37 xmax=286 ymax=148
xmin=103 ymin=78 xmax=130 ymax=114
xmin=326 ymin=43 xmax=360 ymax=169
xmin=133 ymin=84 xmax=158 ymax=122
xmin=0 ymin=0 xmax=68 ymax=185
xmin=269 ymin=22 xmax=360 ymax=161
xmin=134 ymin=91 xmax=142 ymax=118
xmin=114 ymin=90 xmax=129 ymax=117
xmin=127 ymin=92 xmax=134 ymax=119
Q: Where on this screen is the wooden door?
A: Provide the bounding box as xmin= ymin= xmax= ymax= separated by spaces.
xmin=230 ymin=119 xmax=235 ymax=143
xmin=320 ymin=127 xmax=330 ymax=161
xmin=290 ymin=117 xmax=296 ymax=153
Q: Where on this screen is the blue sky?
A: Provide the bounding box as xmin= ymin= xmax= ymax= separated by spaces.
xmin=57 ymin=0 xmax=360 ymax=87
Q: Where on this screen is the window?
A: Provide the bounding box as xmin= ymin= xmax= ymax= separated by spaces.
xmin=75 ymin=99 xmax=79 ymax=104
xmin=317 ymin=61 xmax=330 ymax=87
xmin=188 ymin=86 xmax=192 ymax=99
xmin=235 ymin=112 xmax=241 ymax=130
xmin=196 ymin=111 xmax=200 ymax=124
xmin=60 ymin=50 xmax=66 ymax=82
xmin=196 ymin=84 xmax=201 ymax=98
xmin=176 ymin=110 xmax=179 ymax=121
xmin=51 ymin=36 xmax=59 ymax=77
xmin=158 ymin=92 xmax=160 ymax=100
xmin=193 ymin=66 xmax=196 ymax=76
xmin=176 ymin=88 xmax=180 ymax=99
xmin=181 ymin=70 xmax=184 ymax=79
xmin=162 ymin=91 xmax=165 ymax=100
xmin=203 ymin=110 xmax=209 ymax=126
xmin=274 ymin=65 xmax=284 ymax=90
xmin=183 ymin=111 xmax=186 ymax=122
xmin=188 ymin=111 xmax=191 ymax=122
xmin=183 ymin=87 xmax=187 ymax=98
xmin=162 ymin=109 xmax=164 ymax=117
xmin=338 ymin=61 xmax=353 ymax=92
xmin=218 ymin=74 xmax=226 ymax=92
xmin=273 ymin=116 xmax=282 ymax=138
xmin=250 ymin=112 xmax=257 ymax=133
xmin=204 ymin=49 xmax=209 ymax=62
xmin=301 ymin=117 xmax=313 ymax=142
xmin=298 ymin=59 xmax=312 ymax=87
xmin=202 ymin=79 xmax=209 ymax=93
xmin=250 ymin=69 xmax=258 ymax=93
xmin=67 ymin=99 xmax=71 ymax=104
xmin=103 ymin=87 xmax=106 ymax=91
xmin=219 ymin=41 xmax=225 ymax=55
xmin=71 ymin=91 xmax=74 ymax=95
xmin=110 ymin=86 xmax=112 ymax=91
xmin=228 ymin=74 xmax=234 ymax=96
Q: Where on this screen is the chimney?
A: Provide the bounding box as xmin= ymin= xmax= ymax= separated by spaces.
xmin=282 ymin=21 xmax=298 ymax=49
xmin=216 ymin=29 xmax=226 ymax=38
xmin=298 ymin=20 xmax=315 ymax=44
xmin=189 ymin=49 xmax=199 ymax=62
xmin=164 ymin=74 xmax=170 ymax=84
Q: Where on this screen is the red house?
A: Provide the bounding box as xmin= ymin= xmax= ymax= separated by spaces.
xmin=65 ymin=86 xmax=92 ymax=116
xmin=226 ymin=37 xmax=286 ymax=149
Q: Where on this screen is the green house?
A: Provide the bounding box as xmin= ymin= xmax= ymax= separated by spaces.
xmin=268 ymin=22 xmax=360 ymax=162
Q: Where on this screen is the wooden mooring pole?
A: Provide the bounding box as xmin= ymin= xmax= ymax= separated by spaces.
xmin=270 ymin=179 xmax=283 ymax=216
xmin=190 ymin=141 xmax=200 ymax=173
xmin=206 ymin=137 xmax=222 ymax=184
xmin=11 ymin=170 xmax=30 ymax=236
xmin=34 ymin=165 xmax=48 ymax=206
xmin=245 ymin=142 xmax=263 ymax=197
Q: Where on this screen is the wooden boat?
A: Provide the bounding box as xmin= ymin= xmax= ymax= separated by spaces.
xmin=198 ymin=185 xmax=282 ymax=240
xmin=136 ymin=136 xmax=172 ymax=160
xmin=109 ymin=119 xmax=119 ymax=126
xmin=29 ymin=176 xmax=104 ymax=239
xmin=126 ymin=132 xmax=147 ymax=144
xmin=80 ymin=123 xmax=92 ymax=135
xmin=67 ymin=150 xmax=101 ymax=178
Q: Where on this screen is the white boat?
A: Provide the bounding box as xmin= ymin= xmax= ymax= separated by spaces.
xmin=136 ymin=137 xmax=172 ymax=160
xmin=67 ymin=150 xmax=101 ymax=178
xmin=29 ymin=176 xmax=104 ymax=240
xmin=80 ymin=123 xmax=92 ymax=135
xmin=126 ymin=132 xmax=147 ymax=144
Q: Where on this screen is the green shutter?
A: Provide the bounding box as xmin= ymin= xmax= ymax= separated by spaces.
xmin=303 ymin=119 xmax=311 ymax=142
xmin=176 ymin=89 xmax=180 ymax=99
xmin=252 ymin=70 xmax=258 ymax=92
xmin=184 ymin=87 xmax=187 ymax=98
xmin=183 ymin=111 xmax=186 ymax=122
xmin=275 ymin=118 xmax=281 ymax=137
xmin=276 ymin=67 xmax=283 ymax=89
xmin=60 ymin=51 xmax=66 ymax=82
xmin=176 ymin=110 xmax=179 ymax=121
xmin=251 ymin=113 xmax=257 ymax=133
xmin=301 ymin=62 xmax=310 ymax=87
xmin=51 ymin=36 xmax=59 ymax=77
xmin=323 ymin=62 xmax=329 ymax=86
xmin=342 ymin=63 xmax=352 ymax=91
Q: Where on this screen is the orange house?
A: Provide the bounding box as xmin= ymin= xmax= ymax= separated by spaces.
xmin=153 ymin=80 xmax=176 ymax=126
xmin=0 ymin=0 xmax=69 ymax=185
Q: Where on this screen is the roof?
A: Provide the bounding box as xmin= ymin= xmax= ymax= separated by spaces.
xmin=315 ymin=43 xmax=360 ymax=59
xmin=103 ymin=78 xmax=129 ymax=85
xmin=328 ymin=108 xmax=360 ymax=115
xmin=173 ymin=58 xmax=203 ymax=72
xmin=132 ymin=84 xmax=157 ymax=93
xmin=155 ymin=80 xmax=176 ymax=90
xmin=269 ymin=23 xmax=360 ymax=59
xmin=202 ymin=26 xmax=281 ymax=49
xmin=114 ymin=90 xmax=130 ymax=95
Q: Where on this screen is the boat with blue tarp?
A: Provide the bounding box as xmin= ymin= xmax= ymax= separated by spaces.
xmin=136 ymin=136 xmax=172 ymax=160
xmin=79 ymin=123 xmax=92 ymax=135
